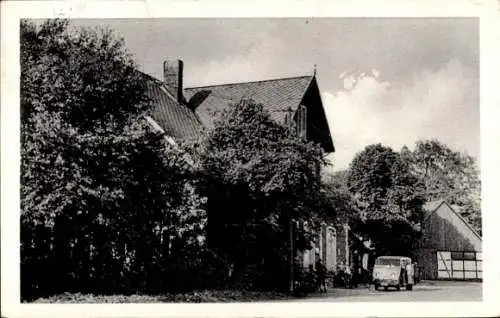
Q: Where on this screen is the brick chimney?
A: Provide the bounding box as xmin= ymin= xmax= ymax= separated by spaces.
xmin=163 ymin=59 xmax=184 ymax=103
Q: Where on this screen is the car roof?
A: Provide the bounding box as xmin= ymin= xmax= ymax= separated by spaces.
xmin=376 ymin=256 xmax=411 ymax=260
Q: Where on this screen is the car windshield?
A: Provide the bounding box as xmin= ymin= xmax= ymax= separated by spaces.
xmin=375 ymin=258 xmax=400 ymax=266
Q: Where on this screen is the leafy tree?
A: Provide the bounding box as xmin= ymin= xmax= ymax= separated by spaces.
xmin=347 ymin=144 xmax=425 ymax=256
xmin=20 ymin=19 xmax=202 ymax=299
xmin=21 ymin=19 xmax=148 ymax=227
xmin=193 ymin=99 xmax=328 ymax=291
xmin=402 ymin=140 xmax=481 ymax=234
xmin=322 ymin=170 xmax=360 ymax=226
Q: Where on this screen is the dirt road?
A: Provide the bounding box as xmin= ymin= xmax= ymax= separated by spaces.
xmin=296 ymin=280 xmax=482 ymax=302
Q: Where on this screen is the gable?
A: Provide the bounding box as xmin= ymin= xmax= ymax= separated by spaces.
xmin=184 ymin=76 xmax=314 ymax=128
xmin=299 ymin=78 xmax=335 ymax=153
xmin=422 ymin=200 xmax=482 ymax=251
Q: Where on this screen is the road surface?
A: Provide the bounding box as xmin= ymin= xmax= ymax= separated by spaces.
xmin=293 ymin=281 xmax=482 ymax=302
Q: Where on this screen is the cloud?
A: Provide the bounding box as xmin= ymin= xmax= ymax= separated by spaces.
xmin=323 ymin=59 xmax=479 ymax=172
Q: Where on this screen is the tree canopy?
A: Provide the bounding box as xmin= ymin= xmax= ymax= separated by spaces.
xmin=21 ymin=19 xmax=150 ymax=225
xmin=347 ymin=144 xmax=425 ymax=256
xmin=20 ymin=19 xmax=204 ymax=299
xmin=322 ymin=170 xmax=360 ymax=226
xmin=193 ymin=99 xmax=330 ymax=290
xmin=343 ymin=140 xmax=481 ymax=256
xmin=401 ymin=140 xmax=481 ymax=234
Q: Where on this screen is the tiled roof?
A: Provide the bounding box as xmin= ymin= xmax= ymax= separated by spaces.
xmin=184 ymin=76 xmax=314 ymax=128
xmin=139 ymin=72 xmax=202 ymax=141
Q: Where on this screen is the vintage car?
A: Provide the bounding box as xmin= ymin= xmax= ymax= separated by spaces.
xmin=372 ymin=256 xmax=415 ymax=291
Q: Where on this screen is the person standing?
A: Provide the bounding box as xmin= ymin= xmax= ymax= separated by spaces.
xmin=315 ymin=260 xmax=327 ymax=293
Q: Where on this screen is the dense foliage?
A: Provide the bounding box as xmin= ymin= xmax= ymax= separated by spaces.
xmin=20 ymin=19 xmax=332 ymax=300
xmin=20 ymin=19 xmax=207 ymax=300
xmin=341 ymin=140 xmax=481 ymax=258
xmin=346 ymin=144 xmax=426 ymax=256
xmin=401 ymin=140 xmax=481 ymax=234
xmin=193 ymin=100 xmax=329 ymax=291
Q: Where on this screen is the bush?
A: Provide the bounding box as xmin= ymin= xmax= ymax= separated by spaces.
xmin=333 ymin=267 xmax=356 ymax=289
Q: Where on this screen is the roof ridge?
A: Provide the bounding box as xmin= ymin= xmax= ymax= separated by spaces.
xmin=185 ymin=75 xmax=313 ymax=90
xmin=136 ymin=69 xmax=163 ymax=83
xmin=446 ymin=203 xmax=482 ymax=240
xmin=422 ymin=199 xmax=445 ymax=223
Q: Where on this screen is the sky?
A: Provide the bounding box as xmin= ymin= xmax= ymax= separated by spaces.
xmin=72 ymin=18 xmax=480 ymax=171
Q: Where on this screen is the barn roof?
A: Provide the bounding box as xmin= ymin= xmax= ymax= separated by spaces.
xmin=139 ymin=72 xmax=203 ymax=141
xmin=423 ymin=199 xmax=446 ymax=215
xmin=184 ymin=76 xmax=314 ymax=128
xmin=423 ymin=199 xmax=482 ymax=241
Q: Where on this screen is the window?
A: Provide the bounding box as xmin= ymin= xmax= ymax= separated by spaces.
xmin=297 ymin=105 xmax=307 ymax=139
xmin=375 ymin=258 xmax=400 ymax=266
xmin=451 ymin=252 xmax=463 ymax=260
xmin=451 ymin=251 xmax=477 ymax=260
xmin=463 ymin=252 xmax=476 ymax=260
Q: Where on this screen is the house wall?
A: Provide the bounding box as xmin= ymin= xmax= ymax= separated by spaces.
xmin=301 ymin=223 xmax=344 ymax=272
xmin=335 ymin=224 xmax=349 ymax=267
xmin=301 ymin=245 xmax=316 ymax=269
xmin=325 ymin=226 xmax=337 ymax=271
xmin=415 ymin=203 xmax=482 ymax=280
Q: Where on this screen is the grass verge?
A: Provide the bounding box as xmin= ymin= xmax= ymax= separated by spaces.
xmin=31 ymin=290 xmax=293 ymax=303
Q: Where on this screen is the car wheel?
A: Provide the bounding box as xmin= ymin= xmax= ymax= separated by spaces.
xmin=396 ymin=284 xmax=401 ymax=291
xmin=384 ymin=286 xmax=388 ymax=291
xmin=406 ymin=284 xmax=413 ymax=291
xmin=374 ymin=284 xmax=379 ymax=291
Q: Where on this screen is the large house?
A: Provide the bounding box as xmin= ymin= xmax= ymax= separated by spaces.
xmin=140 ymin=59 xmax=345 ymax=272
xmin=414 ymin=200 xmax=482 ymax=281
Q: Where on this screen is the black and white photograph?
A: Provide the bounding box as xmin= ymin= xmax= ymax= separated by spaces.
xmin=2 ymin=1 xmax=500 ymax=317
